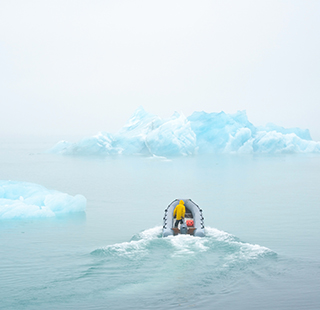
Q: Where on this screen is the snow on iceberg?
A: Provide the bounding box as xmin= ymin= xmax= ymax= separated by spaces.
xmin=50 ymin=132 xmax=117 ymax=156
xmin=0 ymin=181 xmax=86 ymax=219
xmin=49 ymin=106 xmax=320 ymax=156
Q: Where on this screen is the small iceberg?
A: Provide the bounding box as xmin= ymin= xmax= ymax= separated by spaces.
xmin=0 ymin=180 xmax=86 ymax=219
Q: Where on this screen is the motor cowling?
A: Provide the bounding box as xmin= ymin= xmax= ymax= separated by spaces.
xmin=180 ymin=221 xmax=188 ymax=234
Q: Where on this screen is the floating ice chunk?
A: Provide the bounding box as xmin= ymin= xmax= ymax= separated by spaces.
xmin=0 ymin=199 xmax=55 ymax=219
xmin=188 ymin=110 xmax=256 ymax=153
xmin=252 ymin=131 xmax=320 ymax=153
xmin=119 ymin=106 xmax=163 ymax=135
xmin=224 ymin=128 xmax=253 ymax=153
xmin=49 ymin=132 xmax=117 ymax=156
xmin=258 ymin=123 xmax=312 ymax=141
xmin=49 ymin=107 xmax=320 ymax=156
xmin=146 ymin=113 xmax=197 ymax=156
xmin=0 ymin=180 xmax=86 ymax=219
xmin=44 ymin=193 xmax=86 ymax=214
xmin=49 ymin=140 xmax=72 ymax=154
xmin=113 ymin=106 xmax=163 ymax=155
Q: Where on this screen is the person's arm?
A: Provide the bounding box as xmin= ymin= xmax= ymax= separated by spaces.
xmin=182 ymin=206 xmax=185 ymax=219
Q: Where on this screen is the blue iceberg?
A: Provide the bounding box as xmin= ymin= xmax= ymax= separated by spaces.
xmin=0 ymin=181 xmax=86 ymax=219
xmin=49 ymin=107 xmax=320 ymax=156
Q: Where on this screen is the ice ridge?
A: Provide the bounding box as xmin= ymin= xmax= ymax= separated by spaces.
xmin=49 ymin=106 xmax=320 ymax=156
xmin=0 ymin=180 xmax=86 ymax=219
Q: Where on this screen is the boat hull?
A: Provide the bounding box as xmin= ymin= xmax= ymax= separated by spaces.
xmin=162 ymin=199 xmax=205 ymax=237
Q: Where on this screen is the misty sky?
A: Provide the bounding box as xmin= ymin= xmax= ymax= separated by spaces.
xmin=1 ymin=0 xmax=320 ymax=140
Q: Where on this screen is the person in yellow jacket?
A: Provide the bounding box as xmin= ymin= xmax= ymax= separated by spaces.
xmin=173 ymin=200 xmax=186 ymax=228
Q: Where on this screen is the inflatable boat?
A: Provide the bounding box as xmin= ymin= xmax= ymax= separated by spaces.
xmin=162 ymin=199 xmax=205 ymax=237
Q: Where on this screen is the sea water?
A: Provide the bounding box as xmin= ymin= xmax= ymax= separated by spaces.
xmin=1 ymin=136 xmax=320 ymax=309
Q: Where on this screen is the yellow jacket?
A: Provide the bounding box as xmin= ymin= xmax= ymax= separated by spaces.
xmin=173 ymin=200 xmax=186 ymax=220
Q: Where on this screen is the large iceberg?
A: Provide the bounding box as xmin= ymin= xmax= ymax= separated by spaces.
xmin=0 ymin=181 xmax=86 ymax=219
xmin=49 ymin=107 xmax=320 ymax=156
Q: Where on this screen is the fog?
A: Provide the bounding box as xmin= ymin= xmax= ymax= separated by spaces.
xmin=1 ymin=0 xmax=319 ymax=140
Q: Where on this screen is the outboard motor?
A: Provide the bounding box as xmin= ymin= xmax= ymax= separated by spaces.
xmin=180 ymin=221 xmax=188 ymax=234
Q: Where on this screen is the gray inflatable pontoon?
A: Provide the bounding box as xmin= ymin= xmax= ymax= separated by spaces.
xmin=162 ymin=199 xmax=205 ymax=237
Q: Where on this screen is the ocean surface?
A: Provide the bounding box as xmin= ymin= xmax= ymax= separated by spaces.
xmin=1 ymin=136 xmax=320 ymax=309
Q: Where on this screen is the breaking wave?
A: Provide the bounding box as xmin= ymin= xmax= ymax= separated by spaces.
xmin=87 ymin=225 xmax=278 ymax=306
xmin=91 ymin=226 xmax=276 ymax=264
